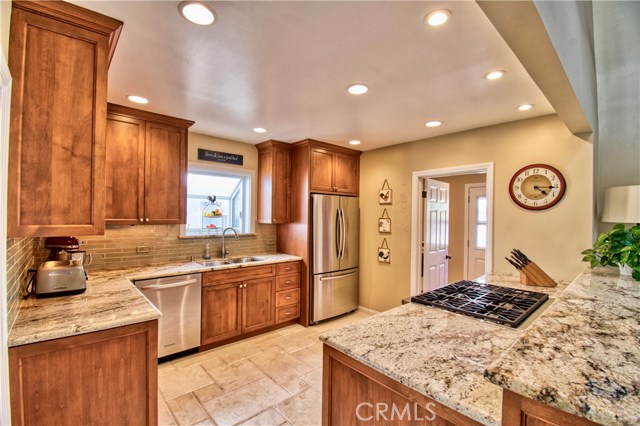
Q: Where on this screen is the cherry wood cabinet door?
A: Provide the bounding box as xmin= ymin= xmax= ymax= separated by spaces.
xmin=105 ymin=114 xmax=145 ymax=224
xmin=257 ymin=142 xmax=291 ymax=224
xmin=242 ymin=277 xmax=276 ymax=333
xmin=310 ymin=148 xmax=335 ymax=192
xmin=323 ymin=345 xmax=481 ymax=426
xmin=202 ymin=282 xmax=243 ymax=345
xmin=334 ymin=152 xmax=359 ymax=195
xmin=9 ymin=321 xmax=157 ymax=426
xmin=7 ymin=2 xmax=122 ymax=236
xmin=144 ymin=122 xmax=187 ymax=224
xmin=502 ymin=390 xmax=599 ymax=426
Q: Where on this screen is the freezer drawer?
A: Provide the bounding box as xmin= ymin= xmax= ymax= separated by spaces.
xmin=312 ymin=269 xmax=358 ymax=323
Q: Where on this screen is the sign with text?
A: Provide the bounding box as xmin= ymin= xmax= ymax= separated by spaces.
xmin=197 ymin=149 xmax=244 ymax=166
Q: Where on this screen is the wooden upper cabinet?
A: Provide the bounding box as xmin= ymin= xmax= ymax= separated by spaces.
xmin=105 ymin=104 xmax=193 ymax=225
xmin=334 ymin=152 xmax=359 ymax=194
xmin=7 ymin=1 xmax=123 ymax=236
xmin=257 ymin=140 xmax=291 ymax=224
xmin=310 ymin=148 xmax=335 ymax=193
xmin=304 ymin=140 xmax=360 ymax=196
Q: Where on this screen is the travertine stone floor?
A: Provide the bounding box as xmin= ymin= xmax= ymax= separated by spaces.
xmin=158 ymin=311 xmax=370 ymax=426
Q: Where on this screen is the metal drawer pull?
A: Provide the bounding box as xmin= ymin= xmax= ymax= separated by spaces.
xmin=141 ymin=279 xmax=198 ymax=290
xmin=319 ymin=271 xmax=357 ymax=281
xmin=285 ymin=296 xmax=292 ymax=300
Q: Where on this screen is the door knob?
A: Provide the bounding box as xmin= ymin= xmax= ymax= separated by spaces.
xmin=445 ymin=255 xmax=452 ymax=260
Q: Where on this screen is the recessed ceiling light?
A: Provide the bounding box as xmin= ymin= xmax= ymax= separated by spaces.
xmin=349 ymin=140 xmax=361 ymax=146
xmin=425 ymin=10 xmax=451 ymax=27
xmin=127 ymin=95 xmax=149 ymax=104
xmin=484 ymin=70 xmax=505 ymax=80
xmin=517 ymin=104 xmax=533 ymax=111
xmin=178 ymin=1 xmax=216 ymax=26
xmin=425 ymin=121 xmax=442 ymax=128
xmin=253 ymin=127 xmax=268 ymax=134
xmin=347 ymin=84 xmax=368 ymax=95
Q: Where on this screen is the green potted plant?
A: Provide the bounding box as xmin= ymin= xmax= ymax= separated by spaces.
xmin=581 ymin=224 xmax=640 ymax=280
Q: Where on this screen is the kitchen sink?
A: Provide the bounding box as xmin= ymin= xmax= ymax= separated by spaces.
xmin=226 ymin=256 xmax=264 ymax=264
xmin=197 ymin=260 xmax=232 ymax=267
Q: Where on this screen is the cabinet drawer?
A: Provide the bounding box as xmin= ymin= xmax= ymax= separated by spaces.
xmin=276 ymin=261 xmax=300 ymax=276
xmin=276 ymin=273 xmax=300 ymax=291
xmin=276 ymin=289 xmax=300 ymax=307
xmin=276 ymin=304 xmax=300 ymax=323
xmin=203 ymin=265 xmax=276 ymax=286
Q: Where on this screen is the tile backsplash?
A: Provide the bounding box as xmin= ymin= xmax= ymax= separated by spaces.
xmin=34 ymin=224 xmax=277 ymax=270
xmin=6 ymin=237 xmax=35 ymax=330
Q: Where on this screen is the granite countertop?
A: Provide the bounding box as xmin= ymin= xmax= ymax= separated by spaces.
xmin=8 ymin=253 xmax=301 ymax=347
xmin=320 ymin=273 xmax=563 ymax=426
xmin=485 ymin=268 xmax=640 ymax=426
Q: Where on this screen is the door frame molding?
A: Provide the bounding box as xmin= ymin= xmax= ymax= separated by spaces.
xmin=0 ymin=48 xmax=13 ymax=425
xmin=410 ymin=163 xmax=494 ymax=297
xmin=464 ymin=183 xmax=487 ymax=280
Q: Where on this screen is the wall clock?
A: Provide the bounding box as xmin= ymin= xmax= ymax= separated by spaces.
xmin=509 ymin=164 xmax=566 ymax=210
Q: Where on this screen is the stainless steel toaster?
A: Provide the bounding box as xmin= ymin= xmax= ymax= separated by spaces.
xmin=35 ymin=261 xmax=87 ymax=298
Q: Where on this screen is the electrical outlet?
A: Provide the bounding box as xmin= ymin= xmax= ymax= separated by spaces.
xmin=136 ymin=246 xmax=150 ymax=254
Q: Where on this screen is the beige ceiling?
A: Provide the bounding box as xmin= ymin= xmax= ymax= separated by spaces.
xmin=72 ymin=1 xmax=554 ymax=151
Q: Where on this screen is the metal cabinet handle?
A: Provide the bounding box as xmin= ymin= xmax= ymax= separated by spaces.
xmin=141 ymin=279 xmax=198 ymax=290
xmin=319 ymin=271 xmax=358 ymax=281
xmin=145 ymin=218 xmax=150 ymax=223
xmin=139 ymin=218 xmax=144 ymax=223
xmin=285 ymin=296 xmax=292 ymax=300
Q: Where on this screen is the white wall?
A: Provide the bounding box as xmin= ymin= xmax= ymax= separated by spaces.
xmin=593 ymin=1 xmax=640 ymax=231
xmin=534 ymin=0 xmax=598 ymax=135
xmin=359 ymin=115 xmax=593 ymax=312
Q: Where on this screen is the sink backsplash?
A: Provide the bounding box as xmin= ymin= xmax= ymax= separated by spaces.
xmin=33 ymin=224 xmax=277 ymax=270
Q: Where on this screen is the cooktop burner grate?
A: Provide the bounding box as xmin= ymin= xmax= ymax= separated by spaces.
xmin=410 ymin=280 xmax=548 ymax=328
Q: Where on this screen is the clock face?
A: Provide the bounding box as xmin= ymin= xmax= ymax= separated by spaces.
xmin=509 ymin=164 xmax=566 ymax=210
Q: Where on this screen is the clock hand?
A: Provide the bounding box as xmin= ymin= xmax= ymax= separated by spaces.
xmin=533 ymin=185 xmax=548 ymax=195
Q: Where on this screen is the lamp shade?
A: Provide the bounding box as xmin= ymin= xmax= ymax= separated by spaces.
xmin=601 ymin=185 xmax=640 ymax=223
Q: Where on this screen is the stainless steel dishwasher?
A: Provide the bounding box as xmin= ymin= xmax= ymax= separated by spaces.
xmin=134 ymin=273 xmax=201 ymax=358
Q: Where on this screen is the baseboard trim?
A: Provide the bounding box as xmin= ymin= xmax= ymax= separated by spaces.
xmin=357 ymin=305 xmax=380 ymax=316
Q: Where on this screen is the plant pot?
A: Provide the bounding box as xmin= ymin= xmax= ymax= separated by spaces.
xmin=619 ymin=264 xmax=632 ymax=276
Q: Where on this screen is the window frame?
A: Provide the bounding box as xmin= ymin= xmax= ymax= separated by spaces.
xmin=180 ymin=161 xmax=256 ymax=238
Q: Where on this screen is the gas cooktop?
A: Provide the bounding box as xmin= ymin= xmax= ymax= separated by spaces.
xmin=410 ymin=280 xmax=548 ymax=328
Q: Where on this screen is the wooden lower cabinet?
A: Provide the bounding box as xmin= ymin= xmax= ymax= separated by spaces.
xmin=242 ymin=277 xmax=276 ymax=333
xmin=323 ymin=345 xmax=481 ymax=426
xmin=201 ymin=281 xmax=243 ymax=344
xmin=502 ymin=390 xmax=599 ymax=426
xmin=201 ymin=261 xmax=301 ymax=347
xmin=9 ymin=321 xmax=158 ymax=426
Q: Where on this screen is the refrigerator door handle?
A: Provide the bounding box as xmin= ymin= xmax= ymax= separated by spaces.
xmin=335 ymin=208 xmax=342 ymax=260
xmin=319 ymin=271 xmax=358 ymax=281
xmin=340 ymin=207 xmax=346 ymax=260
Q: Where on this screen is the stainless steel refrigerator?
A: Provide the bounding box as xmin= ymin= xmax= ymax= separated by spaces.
xmin=310 ymin=194 xmax=359 ymax=323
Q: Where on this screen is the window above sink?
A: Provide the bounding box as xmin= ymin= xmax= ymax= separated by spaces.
xmin=182 ymin=163 xmax=254 ymax=237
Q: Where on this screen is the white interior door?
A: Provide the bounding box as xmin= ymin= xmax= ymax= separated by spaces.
xmin=423 ymin=178 xmax=450 ymax=292
xmin=465 ymin=184 xmax=487 ymax=280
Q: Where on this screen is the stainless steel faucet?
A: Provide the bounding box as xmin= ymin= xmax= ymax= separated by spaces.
xmin=221 ymin=227 xmax=239 ymax=258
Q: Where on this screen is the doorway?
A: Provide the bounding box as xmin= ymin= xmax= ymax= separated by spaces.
xmin=410 ymin=163 xmax=494 ymax=296
xmin=465 ymin=183 xmax=487 ymax=280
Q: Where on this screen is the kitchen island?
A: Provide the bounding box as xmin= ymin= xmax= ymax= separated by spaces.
xmin=320 ymin=269 xmax=639 ymax=425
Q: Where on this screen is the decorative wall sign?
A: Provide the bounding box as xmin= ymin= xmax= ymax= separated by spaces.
xmin=378 ymin=238 xmax=391 ymax=263
xmin=378 ymin=209 xmax=391 ymax=233
xmin=198 ymin=148 xmax=244 ymax=166
xmin=379 ymin=179 xmax=392 ymax=204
